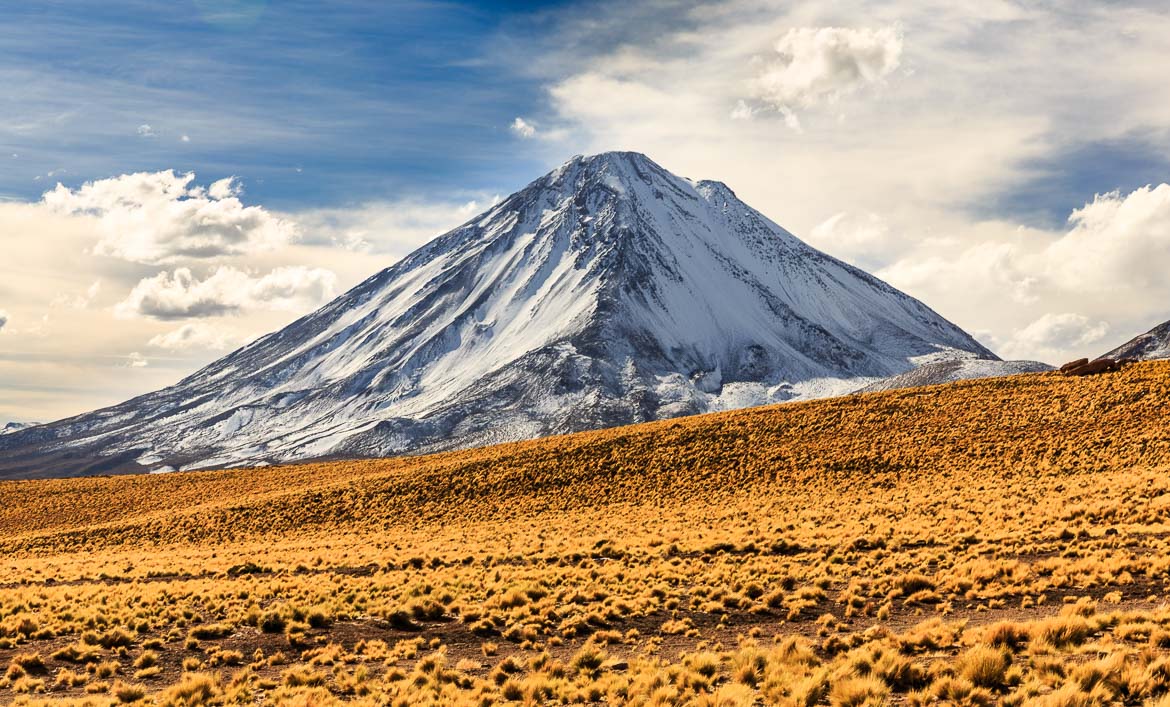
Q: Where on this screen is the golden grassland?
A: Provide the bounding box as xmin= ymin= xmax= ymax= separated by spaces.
xmin=1 ymin=361 xmax=1169 ymax=705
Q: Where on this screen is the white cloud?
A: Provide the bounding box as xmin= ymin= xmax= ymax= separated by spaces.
xmin=42 ymin=170 xmax=297 ymax=264
xmin=540 ymin=14 xmax=1049 ymax=230
xmin=116 ymin=268 xmax=238 ymax=319
xmin=749 ymin=27 xmax=902 ymax=117
xmin=877 ymin=183 xmax=1170 ymax=362
xmin=180 ymin=134 xmax=191 ymax=143
xmin=1000 ymin=313 xmax=1110 ymax=362
xmin=244 ymin=266 xmax=337 ymax=310
xmin=115 ymin=265 xmax=337 ymax=320
xmin=148 ymin=323 xmax=239 ymax=351
xmin=1045 ymin=184 xmax=1170 ymax=294
xmin=511 ymin=117 xmax=537 ymax=138
xmin=207 ymin=176 xmax=238 ymax=200
xmin=136 ymin=124 xmax=154 ymax=138
xmin=125 ymin=352 xmax=149 ymax=368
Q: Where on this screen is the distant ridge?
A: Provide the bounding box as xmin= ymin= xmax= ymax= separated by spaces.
xmin=855 ymin=359 xmax=1053 ymax=394
xmin=1103 ymin=318 xmax=1170 ymax=361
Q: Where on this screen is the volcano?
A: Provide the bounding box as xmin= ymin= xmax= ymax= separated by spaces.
xmin=0 ymin=152 xmax=997 ymax=478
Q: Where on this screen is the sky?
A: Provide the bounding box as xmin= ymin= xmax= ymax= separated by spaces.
xmin=2 ymin=0 xmax=1170 ymax=423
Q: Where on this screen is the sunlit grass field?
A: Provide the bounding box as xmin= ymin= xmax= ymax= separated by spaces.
xmin=2 ymin=362 xmax=1170 ymax=705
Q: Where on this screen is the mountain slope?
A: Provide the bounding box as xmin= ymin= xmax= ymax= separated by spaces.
xmin=855 ymin=359 xmax=1053 ymax=393
xmin=0 ymin=152 xmax=995 ymax=478
xmin=1103 ymin=318 xmax=1170 ymax=361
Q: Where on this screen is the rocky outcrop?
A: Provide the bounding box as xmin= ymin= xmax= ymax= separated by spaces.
xmin=1060 ymin=357 xmax=1134 ymax=377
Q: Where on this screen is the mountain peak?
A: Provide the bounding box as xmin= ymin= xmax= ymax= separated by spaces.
xmin=542 ymin=152 xmax=741 ymax=212
xmin=562 ymin=150 xmax=655 ymax=170
xmin=542 ymin=151 xmax=674 ymax=192
xmin=0 ymin=154 xmax=995 ymax=478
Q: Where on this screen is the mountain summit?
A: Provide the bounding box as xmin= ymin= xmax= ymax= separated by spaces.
xmin=0 ymin=152 xmax=996 ymax=478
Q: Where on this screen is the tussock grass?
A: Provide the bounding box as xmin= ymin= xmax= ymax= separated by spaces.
xmin=0 ymin=362 xmax=1169 ymax=703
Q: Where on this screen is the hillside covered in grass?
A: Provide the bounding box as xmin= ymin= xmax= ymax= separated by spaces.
xmin=2 ymin=362 xmax=1170 ymax=705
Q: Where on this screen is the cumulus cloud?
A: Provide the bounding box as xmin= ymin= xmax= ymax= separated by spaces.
xmin=749 ymin=27 xmax=902 ymax=119
xmin=511 ymin=117 xmax=537 ymax=138
xmin=115 ymin=266 xmax=337 ymax=320
xmin=42 ymin=170 xmax=296 ymax=264
xmin=926 ymin=184 xmax=1170 ymax=307
xmin=136 ymin=124 xmax=155 ymax=138
xmin=147 ymin=323 xmax=239 ymax=351
xmin=125 ymin=352 xmax=149 ymax=368
xmin=1045 ymin=184 xmax=1170 ymax=293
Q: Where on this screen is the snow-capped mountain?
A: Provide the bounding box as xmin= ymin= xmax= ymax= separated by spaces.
xmin=0 ymin=152 xmax=997 ymax=478
xmin=1103 ymin=318 xmax=1170 ymax=361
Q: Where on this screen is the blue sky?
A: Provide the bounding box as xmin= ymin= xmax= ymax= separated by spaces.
xmin=990 ymin=134 xmax=1170 ymax=229
xmin=1 ymin=0 xmax=572 ymax=208
xmin=3 ymin=0 xmax=1170 ymax=423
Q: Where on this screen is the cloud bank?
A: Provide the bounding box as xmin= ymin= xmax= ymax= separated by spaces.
xmin=875 ymin=182 xmax=1170 ymax=362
